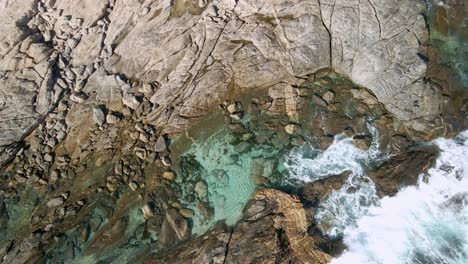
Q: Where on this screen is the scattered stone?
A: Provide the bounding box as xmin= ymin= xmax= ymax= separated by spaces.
xmin=139 ymin=132 xmax=150 ymax=143
xmin=70 ymin=92 xmax=88 ymax=103
xmin=15 ymin=174 xmax=28 ymax=183
xmin=142 ymin=203 xmax=155 ymax=219
xmin=162 ymin=171 xmax=176 ymax=181
xmin=154 ymin=136 xmax=167 ymax=152
xmin=39 ymin=178 xmax=48 ymax=185
xmin=194 ymin=181 xmax=208 ymax=201
xmin=114 ymin=164 xmax=123 ymax=175
xmin=56 ymin=131 xmax=67 ymax=142
xmin=166 ymin=209 xmax=190 ymax=241
xmin=161 ymin=156 xmax=172 ymax=167
xmin=129 ymin=181 xmax=139 ymax=191
xmin=47 ymin=197 xmax=64 ymax=207
xmin=234 ymin=142 xmax=251 ymax=153
xmin=135 ymin=123 xmax=145 ymax=133
xmin=322 ymin=91 xmax=335 ymax=104
xmin=134 ymin=147 xmax=147 ymax=160
xmin=107 ymin=182 xmax=117 ymax=193
xmin=122 ymin=93 xmax=141 ymax=110
xmin=227 ymin=102 xmax=242 ymax=113
xmin=230 ymin=112 xmax=243 ymax=121
xmin=44 ymin=153 xmax=54 ymax=162
xmin=285 ymin=124 xmax=300 ymax=135
xmin=50 ymin=170 xmax=59 ymax=182
xmin=141 ymin=6 xmax=150 ymax=16
xmin=179 ymin=208 xmax=194 ymax=218
xmin=92 ymin=105 xmax=106 ymax=126
xmin=106 ymin=113 xmax=120 ymax=124
xmin=352 ymin=135 xmax=372 ymax=151
xmin=312 ymin=95 xmax=327 ymax=107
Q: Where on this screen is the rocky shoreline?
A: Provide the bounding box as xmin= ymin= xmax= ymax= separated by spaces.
xmin=0 ymin=0 xmax=467 ymax=263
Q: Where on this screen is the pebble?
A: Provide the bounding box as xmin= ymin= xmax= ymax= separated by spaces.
xmin=92 ymin=106 xmax=106 ymax=126
xmin=135 ymin=123 xmax=145 ymax=133
xmin=106 ymin=113 xmax=120 ymax=124
xmin=230 ymin=112 xmax=243 ymax=121
xmin=162 ymin=171 xmax=176 ymax=181
xmin=227 ymin=102 xmax=242 ymax=113
xmin=139 ymin=132 xmax=150 ymax=143
xmin=44 ymin=153 xmax=54 ymax=162
xmin=70 ymin=92 xmax=88 ymax=103
xmin=130 ymin=131 xmax=140 ymax=140
xmin=122 ymin=93 xmax=141 ymax=110
xmin=142 ymin=203 xmax=154 ymax=219
xmin=323 ymin=91 xmax=336 ymax=104
xmin=154 ymin=136 xmax=167 ymax=152
xmin=47 ymin=196 xmax=64 ymax=207
xmin=129 ymin=181 xmax=139 ymax=191
xmin=134 ymin=147 xmax=147 ymax=160
xmin=179 ymin=208 xmax=194 ymax=218
xmin=161 ymin=156 xmax=171 ymax=167
xmin=194 ymin=181 xmax=208 ymax=200
xmin=285 ymin=124 xmax=300 ymax=135
xmin=39 ymin=178 xmax=48 ymax=185
xmin=141 ymin=6 xmax=150 ymax=16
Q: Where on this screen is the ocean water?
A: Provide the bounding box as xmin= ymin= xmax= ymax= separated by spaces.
xmin=333 ymin=131 xmax=468 ymax=264
xmin=284 ymin=125 xmax=386 ymax=237
xmin=285 ymin=127 xmax=468 ymax=264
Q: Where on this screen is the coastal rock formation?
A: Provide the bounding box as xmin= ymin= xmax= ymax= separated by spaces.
xmin=2 ymin=0 xmax=466 ymax=166
xmin=154 ymin=189 xmax=332 ymax=264
xmin=0 ymin=0 xmax=466 ymax=263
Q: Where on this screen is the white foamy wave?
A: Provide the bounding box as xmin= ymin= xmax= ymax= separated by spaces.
xmin=315 ymin=175 xmax=379 ymax=238
xmin=333 ymin=131 xmax=468 ymax=264
xmin=283 ymin=125 xmax=385 ymax=237
xmin=283 ymin=125 xmax=383 ymax=183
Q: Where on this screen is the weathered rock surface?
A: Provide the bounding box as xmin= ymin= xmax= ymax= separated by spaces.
xmin=2 ymin=0 xmax=465 ymax=168
xmin=0 ymin=1 xmax=466 ymax=264
xmin=152 ymin=189 xmax=331 ymax=264
xmin=368 ymin=145 xmax=438 ymax=196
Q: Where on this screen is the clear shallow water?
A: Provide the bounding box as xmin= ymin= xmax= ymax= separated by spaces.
xmin=284 ymin=125 xmax=386 ymax=237
xmin=333 ymin=131 xmax=468 ymax=264
xmin=179 ymin=128 xmax=279 ymax=235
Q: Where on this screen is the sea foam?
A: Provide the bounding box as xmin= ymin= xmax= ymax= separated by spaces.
xmin=333 ymin=131 xmax=468 ymax=263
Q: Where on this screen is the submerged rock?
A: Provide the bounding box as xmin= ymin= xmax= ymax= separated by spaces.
xmin=165 ymin=209 xmax=190 ymax=241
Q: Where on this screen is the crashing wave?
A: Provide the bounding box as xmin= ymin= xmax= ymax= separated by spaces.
xmin=333 ymin=131 xmax=468 ymax=263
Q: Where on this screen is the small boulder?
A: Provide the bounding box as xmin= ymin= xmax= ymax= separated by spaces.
xmin=47 ymin=197 xmax=64 ymax=207
xmin=227 ymin=102 xmax=242 ymax=113
xmin=122 ymin=93 xmax=141 ymax=110
xmin=92 ymin=106 xmax=106 ymax=126
xmin=194 ymin=181 xmax=208 ymax=201
xmin=166 ymin=209 xmax=190 ymax=241
xmin=285 ymin=124 xmax=300 ymax=135
xmin=179 ymin=208 xmax=194 ymax=218
xmin=154 ymin=136 xmax=167 ymax=152
xmin=106 ymin=113 xmax=121 ymax=124
xmin=322 ymin=91 xmax=335 ymax=104
xmin=162 ymin=171 xmax=176 ymax=181
xmin=70 ymin=92 xmax=88 ymax=103
xmin=352 ymin=135 xmax=372 ymax=151
xmin=142 ymin=203 xmax=155 ymax=219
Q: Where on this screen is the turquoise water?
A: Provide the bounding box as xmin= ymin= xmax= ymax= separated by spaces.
xmin=178 ymin=127 xmax=279 ymax=235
